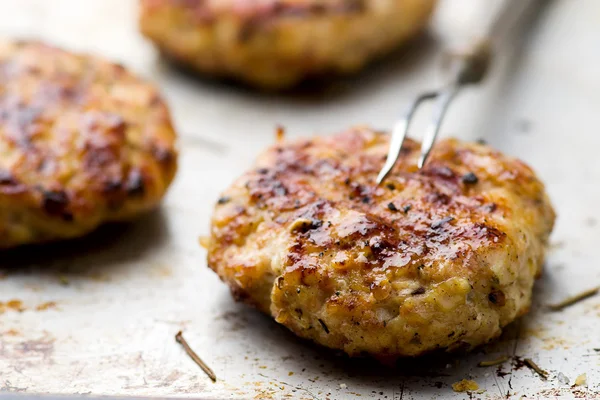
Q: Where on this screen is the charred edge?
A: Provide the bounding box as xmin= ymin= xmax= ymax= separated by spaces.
xmin=462 ymin=172 xmax=479 ymax=184
xmin=126 ymin=169 xmax=146 ymax=197
xmin=483 ymin=203 xmax=497 ymax=213
xmin=238 ymin=0 xmax=366 ymax=40
xmin=488 ymin=290 xmax=506 ymax=306
xmin=411 ymin=287 xmax=426 ymax=296
xmin=149 ymin=93 xmax=164 ymax=107
xmin=426 ymin=166 xmax=456 ymax=180
xmin=318 ymin=319 xmax=330 ymax=334
xmin=42 ymin=190 xmax=73 ymax=221
xmin=292 ymin=219 xmax=323 ymax=234
xmin=266 ymin=0 xmax=365 ymax=19
xmin=0 ymin=171 xmax=17 ymax=185
xmin=152 ymin=145 xmax=175 ymax=165
xmin=102 ymin=179 xmax=123 ymax=194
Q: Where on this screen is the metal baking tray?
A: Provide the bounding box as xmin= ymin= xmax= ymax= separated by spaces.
xmin=0 ymin=0 xmax=599 ymax=398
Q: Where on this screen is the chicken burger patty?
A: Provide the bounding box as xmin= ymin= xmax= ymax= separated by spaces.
xmin=0 ymin=39 xmax=177 ymax=249
xmin=140 ymin=0 xmax=437 ymax=89
xmin=207 ymin=127 xmax=555 ymax=361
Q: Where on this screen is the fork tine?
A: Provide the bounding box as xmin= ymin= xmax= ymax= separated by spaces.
xmin=376 ymin=92 xmax=437 ymax=184
xmin=417 ymin=84 xmax=460 ymax=169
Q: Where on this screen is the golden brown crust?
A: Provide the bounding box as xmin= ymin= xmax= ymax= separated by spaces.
xmin=139 ymin=0 xmax=437 ymax=89
xmin=143 ymin=0 xmax=370 ymax=21
xmin=0 ymin=39 xmax=177 ymax=248
xmin=208 ymin=127 xmax=555 ymax=360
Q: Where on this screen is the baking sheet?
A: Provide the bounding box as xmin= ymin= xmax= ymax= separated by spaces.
xmin=0 ymin=0 xmax=599 ymax=399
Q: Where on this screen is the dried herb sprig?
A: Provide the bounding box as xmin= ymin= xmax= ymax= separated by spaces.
xmin=477 ymin=355 xmax=510 ymax=367
xmin=548 ymin=286 xmax=599 ymax=311
xmin=175 ymin=331 xmax=217 ymax=382
xmin=524 ymin=358 xmax=548 ymax=380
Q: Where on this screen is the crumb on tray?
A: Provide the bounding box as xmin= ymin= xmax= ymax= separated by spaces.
xmin=452 ymin=379 xmax=479 ymax=393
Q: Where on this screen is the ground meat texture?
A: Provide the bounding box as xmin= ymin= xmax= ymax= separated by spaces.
xmin=0 ymin=39 xmax=177 ymax=248
xmin=139 ymin=0 xmax=437 ymax=89
xmin=207 ymin=127 xmax=555 ymax=362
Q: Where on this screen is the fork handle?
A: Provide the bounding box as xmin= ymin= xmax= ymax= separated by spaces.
xmin=444 ymin=0 xmax=547 ymax=86
xmin=445 ymin=38 xmax=492 ymax=85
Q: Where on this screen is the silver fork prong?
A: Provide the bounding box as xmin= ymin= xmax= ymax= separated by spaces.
xmin=376 ymin=92 xmax=437 ymax=184
xmin=417 ymin=84 xmax=460 ymax=169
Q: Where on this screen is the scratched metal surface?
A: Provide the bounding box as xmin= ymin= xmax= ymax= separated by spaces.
xmin=0 ymin=0 xmax=599 ymax=399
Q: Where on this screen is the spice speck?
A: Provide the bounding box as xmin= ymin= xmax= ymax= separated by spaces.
xmin=462 ymin=172 xmax=479 ymax=184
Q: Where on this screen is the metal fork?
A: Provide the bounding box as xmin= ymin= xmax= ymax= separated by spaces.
xmin=376 ymin=0 xmax=547 ymax=184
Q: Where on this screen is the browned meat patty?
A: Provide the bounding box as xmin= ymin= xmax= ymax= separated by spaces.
xmin=140 ymin=0 xmax=437 ymax=89
xmin=0 ymin=39 xmax=177 ymax=248
xmin=207 ymin=127 xmax=555 ymax=362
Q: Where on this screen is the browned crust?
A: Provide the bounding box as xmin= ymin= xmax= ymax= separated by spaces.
xmin=208 ymin=127 xmax=555 ymax=358
xmin=139 ymin=0 xmax=437 ymax=88
xmin=142 ymin=0 xmax=368 ymax=23
xmin=0 ymin=39 xmax=178 ymax=247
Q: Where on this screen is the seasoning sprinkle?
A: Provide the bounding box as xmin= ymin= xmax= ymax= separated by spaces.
xmin=478 ymin=356 xmax=510 ymax=368
xmin=548 ymin=286 xmax=599 ymax=311
xmin=524 ymin=358 xmax=548 ymax=380
xmin=175 ymin=331 xmax=217 ymax=382
xmin=403 ymin=204 xmax=412 ymax=213
xmin=387 ymin=202 xmax=398 ymax=212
